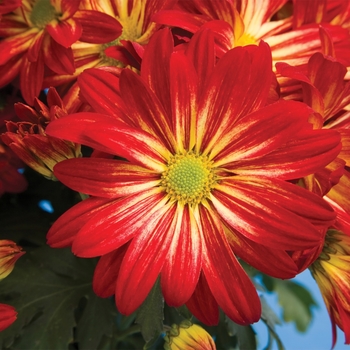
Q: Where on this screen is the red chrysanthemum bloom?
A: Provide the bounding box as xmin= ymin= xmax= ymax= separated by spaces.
xmin=0 ymin=0 xmax=122 ymax=104
xmin=44 ymin=0 xmax=176 ymax=88
xmin=154 ymin=0 xmax=350 ymax=69
xmin=0 ymin=304 xmax=17 ymax=332
xmin=2 ymin=87 xmax=81 ymax=180
xmin=277 ymin=51 xmax=350 ymax=214
xmin=45 ymin=29 xmax=340 ymax=325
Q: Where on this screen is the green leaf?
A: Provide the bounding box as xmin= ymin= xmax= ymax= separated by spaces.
xmin=226 ymin=316 xmax=257 ymax=350
xmin=274 ymin=279 xmax=318 ymax=332
xmin=0 ymin=245 xmax=96 ymax=349
xmin=260 ymin=296 xmax=281 ymax=329
xmin=135 ymin=278 xmax=164 ymax=342
xmin=75 ymin=293 xmax=117 ymax=350
xmin=260 ymin=296 xmax=284 ymax=350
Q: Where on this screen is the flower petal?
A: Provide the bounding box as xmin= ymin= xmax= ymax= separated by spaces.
xmin=72 ymin=189 xmax=168 ymax=257
xmin=186 ymin=273 xmax=219 ymax=326
xmin=0 ymin=304 xmax=17 ymax=332
xmin=199 ymin=205 xmax=261 ymax=325
xmin=46 ymin=112 xmax=170 ymax=171
xmin=20 ymin=53 xmax=44 ymax=105
xmin=141 ymin=28 xmax=174 ymax=118
xmin=74 ymin=10 xmax=122 ymax=44
xmin=211 ymin=177 xmax=334 ymax=251
xmin=211 ymin=100 xmax=312 ymax=165
xmin=77 ymin=69 xmax=128 ymax=121
xmin=53 ymin=158 xmax=160 ymax=198
xmin=231 ymin=128 xmax=341 ymax=179
xmin=120 ymin=68 xmax=176 ymax=151
xmin=115 ymin=202 xmax=177 ymax=315
xmin=46 ymin=197 xmax=113 ymax=248
xmin=196 ymin=41 xmax=272 ymax=153
xmin=93 ymin=244 xmax=129 ymax=298
xmin=226 ymin=226 xmax=298 ymax=279
xmin=169 ymin=52 xmax=198 ymax=151
xmin=46 ymin=17 xmax=82 ymax=48
xmin=161 ymin=205 xmax=202 ymax=307
xmin=184 ymin=28 xmax=215 ymax=98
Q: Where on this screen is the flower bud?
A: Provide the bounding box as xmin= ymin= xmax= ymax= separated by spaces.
xmin=310 ymin=229 xmax=350 ymax=346
xmin=0 ymin=240 xmax=25 ymax=280
xmin=164 ymin=320 xmax=216 ymax=350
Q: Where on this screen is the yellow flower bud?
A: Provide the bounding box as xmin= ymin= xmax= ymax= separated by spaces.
xmin=164 ymin=320 xmax=216 ymax=350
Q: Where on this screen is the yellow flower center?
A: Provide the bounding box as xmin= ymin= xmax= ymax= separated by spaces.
xmin=161 ymin=151 xmax=216 ymax=205
xmin=235 ymin=33 xmax=257 ymax=47
xmin=30 ymin=0 xmax=57 ymax=28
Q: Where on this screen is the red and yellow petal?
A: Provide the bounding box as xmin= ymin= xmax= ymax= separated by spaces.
xmin=231 ymin=128 xmax=341 ymax=180
xmin=211 ymin=100 xmax=311 ymax=165
xmin=197 ymin=42 xmax=272 ymax=153
xmin=72 ymin=189 xmax=169 ymax=257
xmin=46 ymin=17 xmax=82 ymax=48
xmin=115 ymin=202 xmax=177 ymax=315
xmin=120 ymin=68 xmax=176 ymax=151
xmin=169 ymin=52 xmax=198 ymax=152
xmin=141 ymin=28 xmax=174 ymax=119
xmin=74 ymin=10 xmax=122 ymax=44
xmin=199 ymin=205 xmax=261 ymax=325
xmin=47 ymin=197 xmax=114 ymax=248
xmin=211 ymin=177 xmax=334 ymax=251
xmin=46 ymin=112 xmax=170 ymax=171
xmin=53 ymin=158 xmax=160 ymax=198
xmin=161 ymin=204 xmax=202 ymax=307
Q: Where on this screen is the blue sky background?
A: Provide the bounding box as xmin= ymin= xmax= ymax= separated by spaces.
xmin=253 ymin=270 xmax=349 ymax=350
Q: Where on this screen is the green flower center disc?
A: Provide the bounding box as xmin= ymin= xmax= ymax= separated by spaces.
xmin=161 ymin=151 xmax=216 ymax=206
xmin=30 ymin=0 xmax=57 ymax=28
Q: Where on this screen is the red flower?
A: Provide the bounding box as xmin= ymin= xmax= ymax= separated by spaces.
xmin=0 ymin=0 xmax=122 ymax=104
xmin=154 ymin=0 xmax=350 ymax=68
xmin=2 ymin=87 xmax=81 ymax=180
xmin=44 ymin=0 xmax=177 ymax=88
xmin=45 ymin=29 xmax=340 ymax=325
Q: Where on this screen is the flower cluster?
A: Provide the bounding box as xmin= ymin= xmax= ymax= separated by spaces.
xmin=1 ymin=0 xmax=350 ymax=347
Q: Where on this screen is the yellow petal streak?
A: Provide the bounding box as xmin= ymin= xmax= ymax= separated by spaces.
xmin=161 ymin=151 xmax=216 ymax=206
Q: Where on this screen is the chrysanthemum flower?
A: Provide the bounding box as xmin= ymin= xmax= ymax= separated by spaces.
xmin=2 ymin=87 xmax=81 ymax=180
xmin=44 ymin=0 xmax=176 ymax=88
xmin=0 ymin=0 xmax=122 ymax=104
xmin=45 ymin=29 xmax=340 ymax=325
xmin=310 ymin=226 xmax=350 ymax=347
xmin=277 ymin=52 xmax=350 ymax=212
xmin=0 ymin=304 xmax=17 ymax=332
xmin=154 ymin=0 xmax=350 ymax=68
xmin=164 ymin=320 xmax=216 ymax=350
